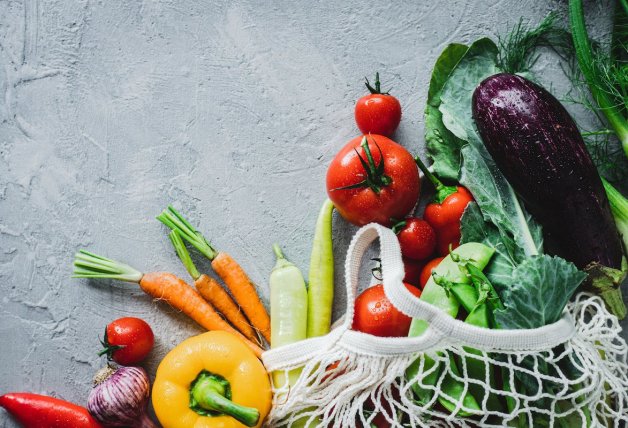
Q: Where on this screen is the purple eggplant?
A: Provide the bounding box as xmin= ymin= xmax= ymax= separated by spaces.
xmin=472 ymin=73 xmax=626 ymax=318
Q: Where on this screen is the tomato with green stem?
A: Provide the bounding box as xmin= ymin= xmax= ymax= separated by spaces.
xmin=99 ymin=317 xmax=154 ymax=365
xmin=354 ymin=72 xmax=402 ymax=137
xmin=327 ymin=135 xmax=420 ymax=227
xmin=415 ymin=156 xmax=474 ymax=255
xmin=393 ymin=218 xmax=436 ymax=261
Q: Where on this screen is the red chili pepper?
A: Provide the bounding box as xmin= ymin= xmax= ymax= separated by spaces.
xmin=415 ymin=157 xmax=474 ymax=256
xmin=0 ymin=393 xmax=103 ymax=428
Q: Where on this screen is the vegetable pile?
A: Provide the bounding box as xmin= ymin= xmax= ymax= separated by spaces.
xmin=1 ymin=4 xmax=626 ymax=428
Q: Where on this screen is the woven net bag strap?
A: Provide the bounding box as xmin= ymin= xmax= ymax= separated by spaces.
xmin=263 ymin=222 xmax=403 ymax=368
xmin=373 ymin=224 xmax=577 ymax=351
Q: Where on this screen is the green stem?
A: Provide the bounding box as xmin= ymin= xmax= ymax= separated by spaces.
xmin=569 ymin=0 xmax=628 ymax=160
xmin=602 ymin=177 xmax=628 ymax=252
xmin=365 ymin=72 xmax=383 ymax=94
xmin=272 ymin=243 xmax=293 ymax=271
xmin=190 ymin=372 xmax=259 ymax=427
xmin=169 ymin=230 xmax=200 ymax=280
xmin=157 ymin=206 xmax=218 ymax=260
xmin=331 ymin=137 xmax=391 ymax=193
xmin=414 ymin=156 xmax=457 ymax=204
xmin=581 ymin=129 xmax=614 ymax=136
xmin=72 ymin=250 xmax=143 ymax=283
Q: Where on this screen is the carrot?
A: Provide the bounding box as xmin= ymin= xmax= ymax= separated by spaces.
xmin=72 ymin=250 xmax=263 ymax=358
xmin=211 ymin=252 xmax=270 ymax=343
xmin=157 ymin=206 xmax=271 ymax=343
xmin=168 ymin=230 xmax=259 ymax=344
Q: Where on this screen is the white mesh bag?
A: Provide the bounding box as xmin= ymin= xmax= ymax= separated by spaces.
xmin=262 ymin=224 xmax=628 ymax=427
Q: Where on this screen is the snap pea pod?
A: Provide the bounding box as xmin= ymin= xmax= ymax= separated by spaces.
xmin=406 ymin=243 xmax=494 ymax=406
xmin=433 ymin=269 xmax=502 ymax=414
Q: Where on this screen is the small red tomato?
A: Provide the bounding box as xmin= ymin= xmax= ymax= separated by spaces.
xmin=355 ymin=73 xmax=401 ymax=137
xmin=435 ymin=226 xmax=462 ymax=256
xmin=100 ymin=317 xmax=154 ymax=365
xmin=419 ymin=256 xmax=445 ymax=288
xmin=395 ymin=218 xmax=436 ymax=261
xmin=326 ymin=134 xmax=420 ymax=226
xmin=403 ymin=257 xmax=424 ymax=286
xmin=353 ymin=283 xmax=421 ymax=337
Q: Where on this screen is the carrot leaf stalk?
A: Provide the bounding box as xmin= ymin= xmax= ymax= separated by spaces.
xmin=169 ymin=230 xmax=200 ymax=280
xmin=73 ymin=250 xmax=143 ymax=283
xmin=157 ymin=206 xmax=217 ymax=260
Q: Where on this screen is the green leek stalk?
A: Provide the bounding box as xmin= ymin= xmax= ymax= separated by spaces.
xmin=602 ymin=177 xmax=628 ymax=253
xmin=569 ymin=0 xmax=628 ymax=159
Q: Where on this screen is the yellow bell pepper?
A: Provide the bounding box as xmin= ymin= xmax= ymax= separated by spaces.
xmin=152 ymin=331 xmax=272 ymax=428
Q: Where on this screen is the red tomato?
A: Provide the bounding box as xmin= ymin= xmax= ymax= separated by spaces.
xmin=402 ymin=257 xmax=424 ymax=286
xmin=100 ymin=317 xmax=154 ymax=365
xmin=419 ymin=256 xmax=445 ymax=288
xmin=396 ymin=218 xmax=436 ymax=261
xmin=326 ymin=135 xmax=420 ymax=227
xmin=353 ymin=283 xmax=421 ymax=337
xmin=435 ymin=226 xmax=462 ymax=256
xmin=354 ymin=73 xmax=401 ymax=136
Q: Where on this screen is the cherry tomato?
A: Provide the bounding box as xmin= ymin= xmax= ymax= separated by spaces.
xmin=100 ymin=317 xmax=154 ymax=365
xmin=419 ymin=256 xmax=445 ymax=289
xmin=395 ymin=218 xmax=436 ymax=261
xmin=423 ymin=186 xmax=474 ymax=256
xmin=402 ymin=257 xmax=424 ymax=286
xmin=353 ymin=283 xmax=421 ymax=337
xmin=326 ymin=135 xmax=420 ymax=227
xmin=354 ymin=73 xmax=401 ymax=137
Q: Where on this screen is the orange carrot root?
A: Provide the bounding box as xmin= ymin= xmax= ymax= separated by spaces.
xmin=195 ymin=274 xmax=260 ymax=345
xmin=139 ymin=272 xmax=263 ymax=357
xmin=211 ymin=252 xmax=271 ymax=343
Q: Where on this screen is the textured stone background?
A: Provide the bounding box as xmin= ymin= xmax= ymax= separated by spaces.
xmin=0 ymin=0 xmax=623 ymax=426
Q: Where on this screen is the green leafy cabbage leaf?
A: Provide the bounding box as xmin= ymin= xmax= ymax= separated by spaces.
xmin=424 ymin=43 xmax=470 ymax=181
xmin=494 ymin=255 xmax=587 ymax=329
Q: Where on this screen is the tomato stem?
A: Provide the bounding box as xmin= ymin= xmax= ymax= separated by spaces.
xmin=414 ymin=156 xmax=457 ymax=204
xmin=364 ymin=72 xmax=390 ymax=95
xmin=391 ymin=220 xmax=407 ymax=234
xmin=331 ymin=136 xmax=392 ymax=194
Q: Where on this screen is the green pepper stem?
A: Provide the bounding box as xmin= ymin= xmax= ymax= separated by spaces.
xmin=157 ymin=206 xmax=218 ymax=260
xmin=414 ymin=156 xmax=457 ymax=204
xmin=169 ymin=230 xmax=200 ymax=280
xmin=272 ymin=243 xmax=285 ymax=260
xmin=272 ymin=243 xmax=294 ymax=271
xmin=191 ymin=374 xmax=260 ymax=427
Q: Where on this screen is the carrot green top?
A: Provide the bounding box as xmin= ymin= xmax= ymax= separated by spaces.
xmin=157 ymin=206 xmax=218 ymax=260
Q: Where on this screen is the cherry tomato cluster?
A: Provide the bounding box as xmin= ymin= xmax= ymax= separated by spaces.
xmin=326 ymin=72 xmax=475 ymax=361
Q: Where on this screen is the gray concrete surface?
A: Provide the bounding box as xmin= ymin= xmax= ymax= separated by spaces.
xmin=0 ymin=0 xmax=622 ymax=426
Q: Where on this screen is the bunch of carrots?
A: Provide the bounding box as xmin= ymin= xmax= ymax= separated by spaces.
xmin=73 ymin=206 xmax=270 ymax=358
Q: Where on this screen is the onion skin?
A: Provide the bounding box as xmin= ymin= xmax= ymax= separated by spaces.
xmin=87 ymin=365 xmax=157 ymax=428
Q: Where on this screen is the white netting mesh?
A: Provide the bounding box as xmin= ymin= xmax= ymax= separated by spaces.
xmin=266 ymin=294 xmax=628 ymax=427
xmin=262 ymin=224 xmax=628 ymax=427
